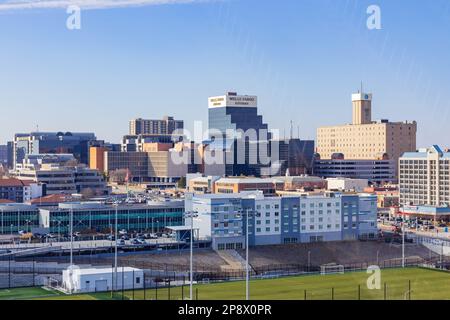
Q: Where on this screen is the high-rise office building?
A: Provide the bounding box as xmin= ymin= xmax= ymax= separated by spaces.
xmin=399 ymin=145 xmax=450 ymax=207
xmin=0 ymin=145 xmax=7 ymax=167
xmin=13 ymin=132 xmax=97 ymax=168
xmin=208 ymin=92 xmax=270 ymax=176
xmin=316 ymin=91 xmax=417 ymax=164
xmin=129 ymin=116 xmax=184 ymax=135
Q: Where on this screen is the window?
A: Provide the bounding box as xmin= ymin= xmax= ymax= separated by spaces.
xmin=266 ymin=227 xmax=271 ymax=232
xmin=256 ymin=228 xmax=261 ymax=233
xmin=136 ymin=277 xmax=141 ymax=284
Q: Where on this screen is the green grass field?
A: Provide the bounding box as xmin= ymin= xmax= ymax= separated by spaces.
xmin=2 ymin=267 xmax=450 ymax=300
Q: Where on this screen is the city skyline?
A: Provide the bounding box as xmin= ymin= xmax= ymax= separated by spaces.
xmin=1 ymin=0 xmax=450 ymax=148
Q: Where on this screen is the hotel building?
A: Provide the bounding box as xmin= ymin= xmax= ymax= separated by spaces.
xmin=316 ymin=92 xmax=417 ymax=165
xmin=399 ymin=145 xmax=450 ymax=207
xmin=129 ymin=116 xmax=183 ymax=136
xmin=185 ymin=191 xmax=377 ymax=250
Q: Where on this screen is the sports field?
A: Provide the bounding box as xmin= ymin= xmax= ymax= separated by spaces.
xmin=2 ymin=267 xmax=450 ymax=300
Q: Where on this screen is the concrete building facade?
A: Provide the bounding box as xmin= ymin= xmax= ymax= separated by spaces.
xmin=186 ymin=191 xmax=377 ymax=250
xmin=313 ymin=157 xmax=397 ymax=184
xmin=129 ymin=116 xmax=183 ymax=136
xmin=316 ymin=92 xmax=416 ymax=164
xmin=399 ymin=145 xmax=450 ymax=207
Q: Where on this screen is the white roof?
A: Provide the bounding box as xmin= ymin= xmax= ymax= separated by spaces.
xmin=69 ymin=267 xmax=142 ymax=275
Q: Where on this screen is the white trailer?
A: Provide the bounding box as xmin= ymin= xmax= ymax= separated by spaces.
xmin=62 ymin=266 xmax=144 ymax=294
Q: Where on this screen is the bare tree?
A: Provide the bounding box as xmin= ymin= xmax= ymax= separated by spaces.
xmin=0 ymin=165 xmax=8 ymax=179
xmin=65 ymin=159 xmax=79 ymax=167
xmin=109 ymin=169 xmax=128 ymax=184
xmin=81 ymin=188 xmax=96 ymax=199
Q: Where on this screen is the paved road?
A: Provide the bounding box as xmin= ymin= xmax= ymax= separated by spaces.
xmin=0 ymin=237 xmax=180 ymax=252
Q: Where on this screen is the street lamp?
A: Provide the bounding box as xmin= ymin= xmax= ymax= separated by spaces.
xmin=184 ymin=211 xmax=198 ymax=300
xmin=245 ymin=208 xmax=253 ymax=301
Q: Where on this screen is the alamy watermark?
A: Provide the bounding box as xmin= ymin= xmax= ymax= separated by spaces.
xmin=366 ymin=265 xmax=381 ymax=290
xmin=66 ymin=5 xmax=81 ymax=30
xmin=169 ymin=122 xmax=281 ymax=166
xmin=367 ymin=5 xmax=382 ymax=30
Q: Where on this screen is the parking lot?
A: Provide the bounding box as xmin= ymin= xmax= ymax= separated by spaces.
xmin=378 ymin=216 xmax=450 ymax=240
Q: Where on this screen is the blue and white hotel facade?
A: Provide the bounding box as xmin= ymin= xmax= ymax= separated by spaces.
xmin=185 ymin=191 xmax=377 ymax=250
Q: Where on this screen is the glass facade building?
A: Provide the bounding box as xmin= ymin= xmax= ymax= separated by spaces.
xmin=0 ymin=204 xmax=40 ymax=234
xmin=208 ymin=92 xmax=270 ymax=177
xmin=39 ymin=202 xmax=185 ymax=234
xmin=13 ymin=132 xmax=97 ymax=167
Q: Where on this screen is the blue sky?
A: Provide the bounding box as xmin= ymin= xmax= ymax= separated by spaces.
xmin=0 ymin=0 xmax=450 ymax=147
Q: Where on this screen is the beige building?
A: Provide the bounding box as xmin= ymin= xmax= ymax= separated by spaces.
xmin=317 ymin=92 xmax=417 ymax=162
xmin=399 ymin=145 xmax=450 ymax=207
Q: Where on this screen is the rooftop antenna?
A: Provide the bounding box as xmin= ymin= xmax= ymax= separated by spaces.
xmin=360 ymin=81 xmax=364 ymax=94
xmin=297 ymin=125 xmax=300 ymax=139
xmin=290 ymin=120 xmax=293 ymax=140
xmin=36 ymin=124 xmax=39 ymax=133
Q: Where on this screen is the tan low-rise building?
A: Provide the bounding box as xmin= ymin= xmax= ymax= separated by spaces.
xmin=316 ymin=91 xmax=417 ymax=164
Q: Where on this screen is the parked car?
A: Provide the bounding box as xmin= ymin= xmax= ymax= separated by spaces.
xmin=130 ymin=238 xmax=140 ymax=245
xmin=119 ymin=229 xmax=127 ymax=235
xmin=117 ymin=239 xmax=125 ymax=246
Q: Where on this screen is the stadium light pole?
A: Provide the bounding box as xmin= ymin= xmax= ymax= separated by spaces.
xmin=70 ymin=207 xmax=74 ymax=267
xmin=402 ymin=222 xmax=405 ymax=268
xmin=114 ymin=202 xmax=119 ymax=292
xmin=246 ymin=208 xmax=249 ymax=300
xmin=185 ymin=211 xmax=198 ymax=300
xmin=244 ymin=208 xmax=253 ymax=301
